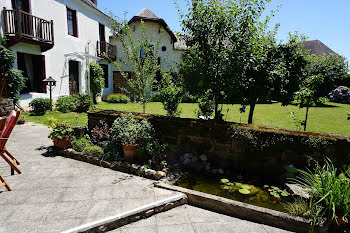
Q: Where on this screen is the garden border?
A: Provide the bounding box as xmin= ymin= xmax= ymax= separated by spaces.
xmin=54 ymin=148 xmax=167 ymax=180
xmin=155 ymin=182 xmax=328 ymax=233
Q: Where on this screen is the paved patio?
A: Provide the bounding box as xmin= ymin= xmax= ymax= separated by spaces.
xmin=110 ymin=205 xmax=293 ymax=233
xmin=0 ymin=123 xmax=293 ymax=233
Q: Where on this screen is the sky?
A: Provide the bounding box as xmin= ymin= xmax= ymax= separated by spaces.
xmin=98 ymin=0 xmax=350 ymax=59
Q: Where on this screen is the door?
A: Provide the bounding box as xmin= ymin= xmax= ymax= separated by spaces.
xmin=12 ymin=0 xmax=30 ymax=12
xmin=69 ymin=61 xmax=79 ymax=95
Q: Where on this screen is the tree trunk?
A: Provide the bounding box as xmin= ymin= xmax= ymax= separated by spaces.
xmin=248 ymin=98 xmax=257 ymax=124
xmin=214 ymin=97 xmax=219 ymax=120
xmin=142 ymin=103 xmax=146 ymax=114
xmin=92 ymin=93 xmax=97 ymax=105
xmin=304 ymin=106 xmax=309 ymax=131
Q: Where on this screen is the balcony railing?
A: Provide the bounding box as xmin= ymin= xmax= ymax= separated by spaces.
xmin=3 ymin=8 xmax=54 ymax=51
xmin=97 ymin=41 xmax=116 ymax=61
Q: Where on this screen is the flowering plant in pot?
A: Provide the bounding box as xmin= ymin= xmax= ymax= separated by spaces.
xmin=110 ymin=116 xmax=153 ymax=163
xmin=48 ymin=117 xmax=73 ymax=149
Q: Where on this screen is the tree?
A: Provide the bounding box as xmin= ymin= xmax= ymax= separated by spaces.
xmin=111 ymin=20 xmax=161 ymax=114
xmin=89 ymin=62 xmax=104 ymax=104
xmin=0 ymin=36 xmax=26 ymax=102
xmin=238 ymin=33 xmax=308 ymax=124
xmin=158 ymin=72 xmax=183 ymax=117
xmin=293 ymin=75 xmax=325 ymax=131
xmin=178 ymin=0 xmax=274 ymax=120
xmin=306 ymin=54 xmax=348 ymax=97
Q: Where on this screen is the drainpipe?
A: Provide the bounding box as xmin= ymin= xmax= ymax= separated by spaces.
xmin=87 ymin=41 xmax=91 ymax=95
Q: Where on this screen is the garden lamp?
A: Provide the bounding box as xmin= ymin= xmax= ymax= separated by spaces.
xmin=43 ymin=77 xmax=57 ymax=111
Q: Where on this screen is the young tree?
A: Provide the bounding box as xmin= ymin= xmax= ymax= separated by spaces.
xmin=111 ymin=20 xmax=161 ymax=114
xmin=306 ymin=54 xmax=348 ymax=97
xmin=238 ymin=33 xmax=308 ymax=124
xmin=0 ymin=37 xmax=26 ymax=102
xmin=293 ymin=75 xmax=325 ymax=131
xmin=89 ymin=62 xmax=104 ymax=104
xmin=158 ymin=72 xmax=183 ymax=117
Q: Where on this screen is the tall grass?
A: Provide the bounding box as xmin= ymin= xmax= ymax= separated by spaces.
xmin=293 ymin=158 xmax=350 ymax=230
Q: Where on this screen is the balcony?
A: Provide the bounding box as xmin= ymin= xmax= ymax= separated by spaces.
xmin=3 ymin=8 xmax=54 ymax=52
xmin=97 ymin=41 xmax=116 ymax=61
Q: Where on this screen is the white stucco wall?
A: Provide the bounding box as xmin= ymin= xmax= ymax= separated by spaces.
xmin=112 ymin=20 xmax=183 ymax=72
xmin=0 ymin=0 xmax=115 ymax=106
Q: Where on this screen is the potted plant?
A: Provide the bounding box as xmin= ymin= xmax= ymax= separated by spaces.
xmin=17 ymin=115 xmax=25 ymax=125
xmin=111 ymin=116 xmax=153 ymax=162
xmin=48 ymin=117 xmax=73 ymax=149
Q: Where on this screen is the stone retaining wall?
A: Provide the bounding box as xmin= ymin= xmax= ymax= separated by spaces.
xmin=88 ymin=110 xmax=350 ymax=177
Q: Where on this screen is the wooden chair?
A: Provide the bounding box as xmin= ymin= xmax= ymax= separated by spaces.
xmin=0 ymin=110 xmax=21 ymax=175
xmin=0 ymin=172 xmax=11 ymax=191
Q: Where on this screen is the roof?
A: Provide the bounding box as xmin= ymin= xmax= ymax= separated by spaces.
xmin=128 ymin=8 xmax=178 ymax=43
xmin=303 ymin=40 xmax=336 ymax=55
xmin=80 ymin=0 xmax=111 ymax=21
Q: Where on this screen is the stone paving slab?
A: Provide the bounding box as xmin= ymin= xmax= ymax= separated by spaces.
xmin=0 ymin=123 xmax=179 ymax=233
xmin=109 ymin=205 xmax=295 ymax=233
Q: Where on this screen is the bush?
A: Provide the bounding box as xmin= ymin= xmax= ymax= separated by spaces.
xmin=29 ymin=98 xmax=50 ymax=115
xmin=110 ymin=116 xmax=154 ymax=145
xmin=74 ymin=94 xmax=92 ymax=113
xmin=159 ymin=74 xmax=183 ymax=117
xmin=0 ymin=37 xmax=26 ymax=102
xmin=55 ymin=96 xmax=75 ymax=113
xmin=328 ymin=86 xmax=350 ymax=104
xmin=83 ymin=145 xmax=104 ymax=158
xmin=195 ymin=96 xmax=215 ymax=120
xmin=90 ymin=62 xmax=104 ymax=104
xmin=107 ymin=93 xmax=131 ymax=103
xmin=72 ymin=135 xmax=92 ymax=152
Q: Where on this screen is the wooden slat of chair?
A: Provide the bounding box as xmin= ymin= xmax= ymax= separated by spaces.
xmin=0 ymin=172 xmax=11 ymax=191
xmin=0 ymin=110 xmax=21 ymax=175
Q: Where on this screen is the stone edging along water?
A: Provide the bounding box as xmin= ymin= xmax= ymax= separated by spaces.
xmin=155 ymin=182 xmax=329 ymax=233
xmin=62 ymin=193 xmax=187 ymax=233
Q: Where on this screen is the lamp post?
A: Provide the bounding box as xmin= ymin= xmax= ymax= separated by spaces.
xmin=43 ymin=77 xmax=57 ymax=111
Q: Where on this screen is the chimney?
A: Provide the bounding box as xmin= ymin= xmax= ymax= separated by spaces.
xmin=91 ymin=0 xmax=97 ymax=6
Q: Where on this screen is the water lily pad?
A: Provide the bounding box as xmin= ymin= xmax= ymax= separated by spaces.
xmin=264 ymin=185 xmax=269 ymax=188
xmin=221 ymin=185 xmax=230 ymax=190
xmin=239 ymin=189 xmax=251 ymax=195
xmin=221 ymin=179 xmax=229 ymax=184
xmin=281 ymin=191 xmax=290 ymax=197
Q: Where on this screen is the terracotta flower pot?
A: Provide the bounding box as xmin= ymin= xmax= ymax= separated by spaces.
xmin=122 ymin=144 xmax=139 ymax=163
xmin=53 ymin=136 xmax=71 ymax=149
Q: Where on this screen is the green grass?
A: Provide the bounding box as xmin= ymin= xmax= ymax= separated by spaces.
xmin=22 ymin=111 xmax=87 ymax=127
xmin=23 ymin=101 xmax=350 ymax=136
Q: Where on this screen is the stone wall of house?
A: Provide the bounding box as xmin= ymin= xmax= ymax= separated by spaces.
xmin=88 ymin=110 xmax=350 ymax=178
xmin=0 ymin=98 xmax=14 ymax=117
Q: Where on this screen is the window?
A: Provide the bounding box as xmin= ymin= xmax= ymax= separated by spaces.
xmin=67 ymin=7 xmax=78 ymax=37
xmin=12 ymin=0 xmax=30 ymax=12
xmin=100 ymin=64 xmax=109 ymax=88
xmin=99 ymin=23 xmax=105 ymax=42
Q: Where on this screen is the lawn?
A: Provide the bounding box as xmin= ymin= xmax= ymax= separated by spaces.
xmin=23 ymin=101 xmax=350 ymax=136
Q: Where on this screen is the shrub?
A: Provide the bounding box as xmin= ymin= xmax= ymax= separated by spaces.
xmin=0 ymin=37 xmax=26 ymax=102
xmin=159 ymin=74 xmax=183 ymax=117
xmin=90 ymin=62 xmax=104 ymax=104
xmin=195 ymin=97 xmax=215 ymax=120
xmin=83 ymin=145 xmax=104 ymax=158
xmin=110 ymin=116 xmax=154 ymax=145
xmin=72 ymin=135 xmax=92 ymax=152
xmin=73 ymin=94 xmax=92 ymax=113
xmin=107 ymin=93 xmax=131 ymax=103
xmin=55 ymin=96 xmax=75 ymax=113
xmin=328 ymin=86 xmax=350 ymax=104
xmin=29 ymin=98 xmax=50 ymax=115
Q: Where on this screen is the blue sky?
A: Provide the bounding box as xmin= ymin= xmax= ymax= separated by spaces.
xmin=99 ymin=0 xmax=350 ymax=59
